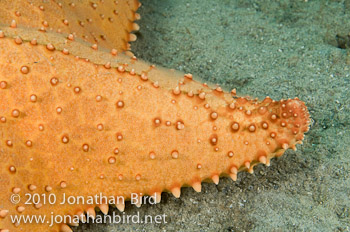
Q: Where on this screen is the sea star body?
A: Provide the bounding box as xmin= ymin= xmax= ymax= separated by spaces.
xmin=0 ymin=1 xmax=310 ymax=231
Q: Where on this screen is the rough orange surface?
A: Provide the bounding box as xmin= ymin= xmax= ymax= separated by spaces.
xmin=0 ymin=1 xmax=310 ymax=231
xmin=0 ymin=0 xmax=140 ymax=52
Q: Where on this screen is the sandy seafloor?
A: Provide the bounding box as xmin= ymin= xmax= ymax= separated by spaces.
xmin=76 ymin=0 xmax=350 ymax=231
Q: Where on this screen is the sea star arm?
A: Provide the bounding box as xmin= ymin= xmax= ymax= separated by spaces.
xmin=0 ymin=1 xmax=310 ymax=231
xmin=0 ymin=30 xmax=309 ymax=231
xmin=0 ymin=0 xmax=140 ymax=52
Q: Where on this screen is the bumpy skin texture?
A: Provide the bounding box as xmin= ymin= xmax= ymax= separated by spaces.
xmin=0 ymin=0 xmax=140 ymax=52
xmin=0 ymin=1 xmax=310 ymax=232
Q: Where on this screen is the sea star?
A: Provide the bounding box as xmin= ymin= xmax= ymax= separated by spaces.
xmin=0 ymin=1 xmax=310 ymax=231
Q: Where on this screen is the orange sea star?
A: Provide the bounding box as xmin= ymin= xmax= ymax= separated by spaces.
xmin=0 ymin=1 xmax=310 ymax=231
